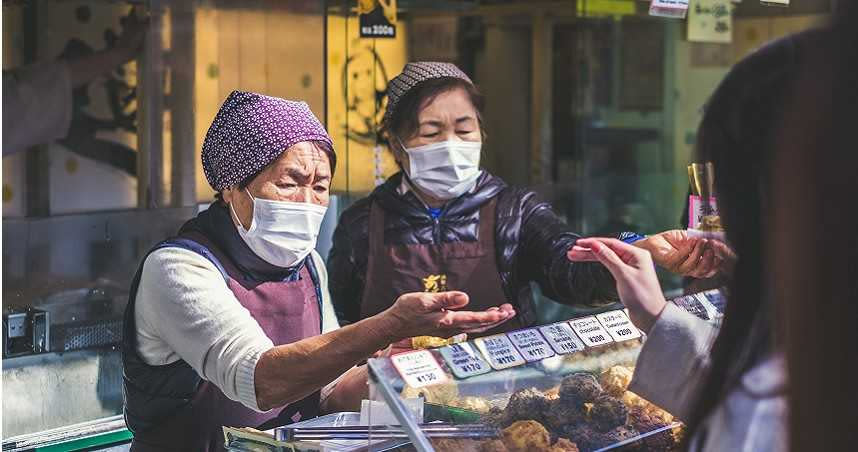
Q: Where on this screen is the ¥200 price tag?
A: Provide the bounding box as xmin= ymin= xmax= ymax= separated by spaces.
xmin=439 ymin=342 xmax=491 ymax=379
xmin=569 ymin=316 xmax=614 ymax=347
xmin=596 ymin=310 xmax=642 ymax=342
xmin=391 ymin=350 xmax=449 ymax=389
xmin=474 ymin=334 xmax=526 ymax=370
xmin=538 ymin=323 xmax=585 ymax=355
xmin=507 ymin=329 xmax=555 ymax=362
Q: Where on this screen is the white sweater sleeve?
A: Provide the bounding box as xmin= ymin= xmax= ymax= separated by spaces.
xmin=134 ymin=247 xmax=274 ymax=412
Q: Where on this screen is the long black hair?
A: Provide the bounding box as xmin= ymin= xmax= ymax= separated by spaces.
xmin=684 ymin=33 xmax=806 ymax=438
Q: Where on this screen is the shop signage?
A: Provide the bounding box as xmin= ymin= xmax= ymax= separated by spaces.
xmin=649 ymin=0 xmax=689 ymax=18
xmin=359 ymin=0 xmax=397 ymax=38
xmin=507 ymin=328 xmax=556 ymax=362
xmin=474 ymin=334 xmax=526 ymax=370
xmin=391 ymin=350 xmax=448 ymax=389
xmin=688 ymin=0 xmax=733 ymax=44
xmin=439 ymin=342 xmax=492 ymax=379
xmin=539 ymin=322 xmax=586 ymax=355
xmin=569 ymin=316 xmax=614 ymax=347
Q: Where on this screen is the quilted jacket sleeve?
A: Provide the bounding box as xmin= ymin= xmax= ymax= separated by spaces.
xmin=515 ymin=189 xmax=620 ymax=306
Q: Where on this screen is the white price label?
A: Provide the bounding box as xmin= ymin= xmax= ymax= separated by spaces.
xmin=507 ymin=329 xmax=555 ymax=362
xmin=474 ymin=334 xmax=526 ymax=370
xmin=569 ymin=316 xmax=614 ymax=347
xmin=391 ymin=350 xmax=449 ymax=389
xmin=596 ymin=310 xmax=642 ymax=342
xmin=439 ymin=342 xmax=492 ymax=379
xmin=538 ymin=323 xmax=585 ymax=355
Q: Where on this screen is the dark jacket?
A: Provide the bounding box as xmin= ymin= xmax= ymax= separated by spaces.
xmin=328 ymin=171 xmax=619 ymax=325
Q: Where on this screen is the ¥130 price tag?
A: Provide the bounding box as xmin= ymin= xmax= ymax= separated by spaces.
xmin=538 ymin=323 xmax=585 ymax=355
xmin=569 ymin=316 xmax=614 ymax=347
xmin=474 ymin=334 xmax=526 ymax=370
xmin=507 ymin=329 xmax=555 ymax=362
xmin=391 ymin=350 xmax=449 ymax=389
xmin=596 ymin=310 xmax=642 ymax=342
xmin=439 ymin=342 xmax=492 ymax=379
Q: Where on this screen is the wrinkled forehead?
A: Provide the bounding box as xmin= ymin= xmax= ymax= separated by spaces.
xmin=267 ymin=142 xmax=332 ymax=177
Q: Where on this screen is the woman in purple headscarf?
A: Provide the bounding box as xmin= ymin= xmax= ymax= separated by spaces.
xmin=121 ymin=90 xmax=513 ymax=451
xmin=329 ymin=62 xmax=724 ymax=333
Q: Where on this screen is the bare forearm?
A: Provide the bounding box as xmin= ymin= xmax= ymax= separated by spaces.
xmin=321 ymin=366 xmax=369 ymax=413
xmin=255 ymin=314 xmax=399 ymax=411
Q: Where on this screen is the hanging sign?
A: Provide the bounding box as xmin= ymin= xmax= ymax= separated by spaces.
xmin=688 ymin=0 xmax=733 ymax=44
xmin=358 ymin=0 xmax=397 ymax=38
xmin=649 ymin=0 xmax=689 ymax=18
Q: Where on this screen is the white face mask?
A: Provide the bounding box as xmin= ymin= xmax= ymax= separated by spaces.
xmin=400 ymin=139 xmax=482 ymax=200
xmin=230 ymin=188 xmax=327 ymax=268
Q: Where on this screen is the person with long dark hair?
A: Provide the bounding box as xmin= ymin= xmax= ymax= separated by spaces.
xmin=567 ymin=27 xmax=832 ymax=450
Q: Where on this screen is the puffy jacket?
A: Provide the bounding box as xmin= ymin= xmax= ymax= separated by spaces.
xmin=328 ymin=171 xmax=621 ymax=326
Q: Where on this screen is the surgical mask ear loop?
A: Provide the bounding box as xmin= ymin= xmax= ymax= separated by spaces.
xmin=229 ymin=188 xmax=255 ymax=231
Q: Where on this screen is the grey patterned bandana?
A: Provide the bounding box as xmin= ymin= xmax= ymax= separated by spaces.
xmin=202 ymin=90 xmax=335 ymax=191
xmin=383 ymin=61 xmax=473 ymax=126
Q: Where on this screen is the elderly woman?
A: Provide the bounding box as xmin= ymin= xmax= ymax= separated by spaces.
xmin=329 ymin=62 xmax=718 ymax=331
xmin=121 ymin=91 xmax=512 ymax=451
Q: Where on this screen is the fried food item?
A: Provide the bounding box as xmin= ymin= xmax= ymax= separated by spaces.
xmin=590 ymin=395 xmax=629 ymax=432
xmin=431 ymin=438 xmax=485 ymax=452
xmin=501 ymin=420 xmax=552 ymax=452
xmin=483 ymin=406 xmax=510 ymax=428
xmin=627 ymin=406 xmax=679 ymax=451
xmin=479 ymin=439 xmax=509 ymax=452
xmin=599 ymin=426 xmax=640 ymax=446
xmin=504 ymin=388 xmax=551 ymax=424
xmin=401 ymin=380 xmax=459 ymax=405
xmin=558 ymin=373 xmax=603 ymax=408
xmin=450 ymin=396 xmax=492 ymax=413
xmin=565 ymin=425 xmax=639 ymax=451
xmin=599 ymin=366 xmax=634 ymax=397
xmin=549 ymin=438 xmax=580 ymax=452
xmin=543 ymin=398 xmax=586 ymax=432
xmin=622 ymin=391 xmax=674 ymax=424
xmin=412 ymin=334 xmax=466 ymax=349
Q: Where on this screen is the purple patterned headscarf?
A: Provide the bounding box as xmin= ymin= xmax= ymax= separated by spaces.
xmin=202 ymin=90 xmax=335 ymax=191
xmin=383 ymin=61 xmax=473 ymax=126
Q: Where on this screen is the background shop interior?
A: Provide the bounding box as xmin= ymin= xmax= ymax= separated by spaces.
xmin=1 ymin=0 xmax=832 ymax=445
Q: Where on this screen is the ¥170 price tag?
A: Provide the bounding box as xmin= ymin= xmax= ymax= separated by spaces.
xmin=596 ymin=310 xmax=642 ymax=342
xmin=569 ymin=316 xmax=614 ymax=347
xmin=507 ymin=328 xmax=555 ymax=362
xmin=391 ymin=350 xmax=449 ymax=389
xmin=439 ymin=342 xmax=491 ymax=379
xmin=474 ymin=334 xmax=526 ymax=370
xmin=538 ymin=322 xmax=585 ymax=355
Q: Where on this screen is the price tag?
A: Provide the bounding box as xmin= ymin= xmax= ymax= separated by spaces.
xmin=507 ymin=329 xmax=555 ymax=362
xmin=538 ymin=322 xmax=585 ymax=355
xmin=439 ymin=342 xmax=492 ymax=379
xmin=391 ymin=350 xmax=449 ymax=389
xmin=569 ymin=316 xmax=614 ymax=347
xmin=474 ymin=334 xmax=526 ymax=370
xmin=596 ymin=310 xmax=642 ymax=342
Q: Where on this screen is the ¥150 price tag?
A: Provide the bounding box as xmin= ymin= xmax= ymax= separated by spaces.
xmin=474 ymin=334 xmax=526 ymax=370
xmin=391 ymin=350 xmax=449 ymax=389
xmin=439 ymin=342 xmax=492 ymax=379
xmin=538 ymin=323 xmax=585 ymax=355
xmin=569 ymin=316 xmax=614 ymax=347
xmin=507 ymin=329 xmax=555 ymax=362
xmin=596 ymin=310 xmax=642 ymax=342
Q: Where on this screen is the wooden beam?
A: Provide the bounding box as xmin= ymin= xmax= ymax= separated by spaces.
xmin=170 ymin=0 xmax=197 ymax=207
xmin=137 ymin=1 xmax=166 ymax=208
xmin=530 ymin=13 xmax=554 ymax=185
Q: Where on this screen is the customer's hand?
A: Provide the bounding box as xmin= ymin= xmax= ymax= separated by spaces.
xmin=381 ymin=291 xmax=515 ymax=340
xmin=632 ymin=230 xmax=719 ymax=278
xmin=568 ymin=238 xmax=667 ymax=333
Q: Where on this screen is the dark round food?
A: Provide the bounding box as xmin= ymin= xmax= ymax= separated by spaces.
xmin=627 ymin=407 xmax=676 ymax=451
xmin=543 ymin=399 xmax=586 ymax=432
xmin=504 ymin=388 xmax=551 ymax=424
xmin=483 ymin=406 xmax=511 ymax=428
xmin=558 ymin=373 xmax=603 ymax=407
xmin=590 ymin=395 xmax=629 ymax=432
xmin=564 ymin=425 xmax=640 ymax=451
xmin=600 ymin=426 xmax=640 ymax=447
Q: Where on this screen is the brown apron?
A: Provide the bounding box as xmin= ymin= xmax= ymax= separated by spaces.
xmin=360 ymin=198 xmax=520 ymax=336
